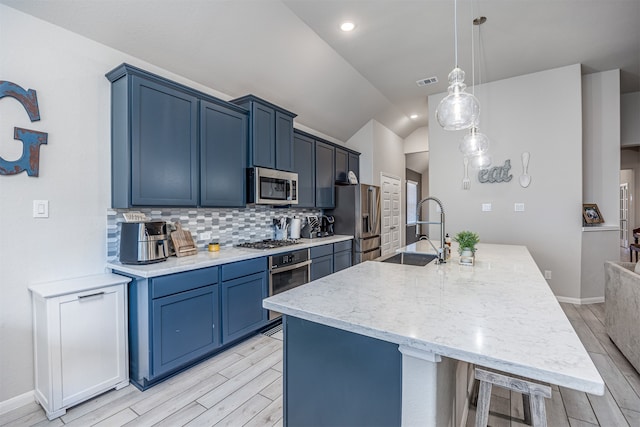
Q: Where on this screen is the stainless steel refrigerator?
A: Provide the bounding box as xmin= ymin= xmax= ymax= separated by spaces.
xmin=327 ymin=184 xmax=381 ymax=264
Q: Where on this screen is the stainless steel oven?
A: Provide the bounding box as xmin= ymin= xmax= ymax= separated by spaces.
xmin=268 ymin=248 xmax=311 ymax=319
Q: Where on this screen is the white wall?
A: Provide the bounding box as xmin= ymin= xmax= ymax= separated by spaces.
xmin=428 ymin=64 xmax=584 ymax=299
xmin=580 ymin=70 xmax=620 ymax=300
xmin=404 ymin=126 xmax=429 ymax=154
xmin=621 ymin=92 xmax=640 ymax=147
xmin=347 ymin=120 xmax=374 ymax=184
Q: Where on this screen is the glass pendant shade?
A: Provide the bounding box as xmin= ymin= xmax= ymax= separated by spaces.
xmin=436 ymin=68 xmax=480 ymax=131
xmin=459 ymin=127 xmax=489 ymax=156
xmin=469 ymin=152 xmax=491 ymax=169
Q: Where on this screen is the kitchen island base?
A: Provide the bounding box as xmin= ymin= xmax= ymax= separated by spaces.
xmin=283 ymin=316 xmax=464 ymax=427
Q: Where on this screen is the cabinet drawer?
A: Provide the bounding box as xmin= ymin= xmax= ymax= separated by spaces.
xmin=151 ymin=266 xmax=218 ymax=299
xmin=221 ymin=257 xmax=266 ymax=282
xmin=334 ymin=240 xmax=352 ymax=253
xmin=310 ymin=244 xmax=333 ymax=258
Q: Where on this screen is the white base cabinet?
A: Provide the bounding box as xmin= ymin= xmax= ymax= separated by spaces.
xmin=29 ymin=274 xmax=131 ymax=420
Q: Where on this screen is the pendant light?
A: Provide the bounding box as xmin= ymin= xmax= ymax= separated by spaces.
xmin=436 ymin=0 xmax=480 ymax=131
xmin=460 ymin=14 xmax=491 ymax=168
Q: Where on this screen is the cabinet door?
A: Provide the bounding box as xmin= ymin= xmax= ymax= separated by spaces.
xmin=251 ymin=103 xmax=276 ymax=169
xmin=131 ymin=76 xmax=198 ymax=206
xmin=335 ymin=148 xmax=349 ymax=184
xmin=315 ymin=141 xmax=335 ymax=208
xmin=293 ymin=133 xmax=315 ymax=207
xmin=334 ymin=250 xmax=352 ymax=273
xmin=200 ymin=101 xmax=248 ymax=207
xmin=58 ymin=285 xmax=127 ymax=407
xmin=311 ymin=254 xmax=334 ymax=281
xmin=348 ymin=152 xmax=360 ymax=183
xmin=275 ymin=111 xmax=294 ymax=171
xmin=221 ymin=272 xmax=268 ymax=343
xmin=151 ymin=285 xmax=219 ymax=377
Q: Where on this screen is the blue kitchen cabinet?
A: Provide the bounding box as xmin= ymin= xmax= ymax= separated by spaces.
xmin=348 ymin=152 xmax=360 ymax=183
xmin=336 ymin=147 xmax=360 ymax=184
xmin=149 ymin=266 xmax=220 ymax=380
xmin=333 ymin=240 xmax=353 ymax=272
xmin=231 ymin=95 xmax=296 ymax=171
xmin=221 ymin=258 xmax=269 ymax=344
xmin=200 ymin=100 xmax=248 ymax=207
xmin=292 ymin=131 xmax=315 ymax=208
xmin=107 ymin=65 xmax=199 ymax=207
xmin=315 ymin=141 xmax=336 ymax=208
xmin=335 ymin=147 xmax=349 ymax=183
xmin=310 ymin=244 xmax=334 ymax=281
xmin=106 ymin=63 xmax=249 ymax=208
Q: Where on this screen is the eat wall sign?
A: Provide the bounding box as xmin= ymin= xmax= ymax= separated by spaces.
xmin=0 ymin=81 xmax=48 ymax=176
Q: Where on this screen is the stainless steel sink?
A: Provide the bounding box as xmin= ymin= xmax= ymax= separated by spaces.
xmin=379 ymin=253 xmax=437 ymax=266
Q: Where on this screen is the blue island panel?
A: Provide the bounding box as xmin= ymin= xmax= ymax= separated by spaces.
xmin=284 ymin=316 xmax=402 ymax=426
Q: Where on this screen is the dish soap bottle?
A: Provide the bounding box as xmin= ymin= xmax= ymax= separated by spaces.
xmin=445 ymin=233 xmax=452 ymax=259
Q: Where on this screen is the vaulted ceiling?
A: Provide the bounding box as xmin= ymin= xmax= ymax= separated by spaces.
xmin=2 ymin=0 xmax=639 ymax=142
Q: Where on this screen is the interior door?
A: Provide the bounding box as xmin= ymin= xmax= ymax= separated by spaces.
xmin=381 ymin=174 xmax=402 ymax=256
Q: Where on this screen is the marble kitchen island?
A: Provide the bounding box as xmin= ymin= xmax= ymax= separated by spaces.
xmin=263 ymin=243 xmax=604 ymax=427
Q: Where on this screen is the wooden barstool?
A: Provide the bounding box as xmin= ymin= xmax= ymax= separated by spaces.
xmin=474 ymin=367 xmax=551 ymax=427
xmin=629 ymin=228 xmax=640 ymax=262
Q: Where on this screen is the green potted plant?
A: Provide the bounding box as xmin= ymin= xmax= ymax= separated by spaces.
xmin=453 ymin=231 xmax=480 ymax=256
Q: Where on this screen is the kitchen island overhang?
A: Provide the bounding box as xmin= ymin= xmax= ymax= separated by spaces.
xmin=264 ymin=243 xmax=604 ymax=426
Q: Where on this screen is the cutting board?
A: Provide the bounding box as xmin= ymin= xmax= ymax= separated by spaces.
xmin=171 ymin=223 xmax=198 ymax=257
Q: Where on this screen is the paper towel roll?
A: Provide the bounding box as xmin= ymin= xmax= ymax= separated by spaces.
xmin=290 ymin=218 xmax=301 ymax=239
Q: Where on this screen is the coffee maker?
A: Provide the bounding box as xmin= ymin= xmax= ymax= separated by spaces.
xmin=320 ymin=215 xmax=335 ymax=237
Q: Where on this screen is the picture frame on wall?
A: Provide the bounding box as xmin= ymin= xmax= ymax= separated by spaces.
xmin=582 ymin=203 xmax=604 ymax=224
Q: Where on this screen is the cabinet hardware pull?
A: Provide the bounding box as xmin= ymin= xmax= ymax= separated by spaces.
xmin=78 ymin=291 xmax=105 ymax=299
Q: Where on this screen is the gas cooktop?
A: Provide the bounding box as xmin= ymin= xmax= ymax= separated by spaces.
xmin=236 ymin=239 xmax=300 ymax=250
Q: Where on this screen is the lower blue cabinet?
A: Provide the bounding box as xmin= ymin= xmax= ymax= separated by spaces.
xmin=221 ymin=271 xmax=268 ymax=343
xmin=221 ymin=257 xmax=269 ymax=344
xmin=151 ymin=284 xmax=220 ymax=377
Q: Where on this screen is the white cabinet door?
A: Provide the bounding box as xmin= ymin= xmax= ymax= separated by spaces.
xmin=30 ymin=274 xmax=129 ymax=420
xmin=58 ymin=287 xmax=127 ymax=406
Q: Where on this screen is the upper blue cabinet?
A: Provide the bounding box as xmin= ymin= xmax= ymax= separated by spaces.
xmin=106 ymin=64 xmax=248 ymax=208
xmin=231 ymin=95 xmax=296 ymax=172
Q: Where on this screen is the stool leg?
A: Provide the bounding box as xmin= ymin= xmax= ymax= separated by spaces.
xmin=522 ymin=393 xmax=532 ymax=425
xmin=475 ymin=381 xmax=492 ymax=427
xmin=529 ymin=394 xmax=548 ymax=427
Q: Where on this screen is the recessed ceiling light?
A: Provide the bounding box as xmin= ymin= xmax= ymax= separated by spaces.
xmin=340 ymin=22 xmax=356 ymax=32
xmin=410 ymin=114 xmax=418 ymax=119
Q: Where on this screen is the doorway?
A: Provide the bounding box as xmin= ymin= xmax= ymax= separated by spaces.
xmin=620 ymin=183 xmax=629 ymax=248
xmin=380 ymin=173 xmax=401 ymax=256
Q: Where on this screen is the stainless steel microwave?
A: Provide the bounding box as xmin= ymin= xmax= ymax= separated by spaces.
xmin=247 ymin=167 xmax=298 ymax=205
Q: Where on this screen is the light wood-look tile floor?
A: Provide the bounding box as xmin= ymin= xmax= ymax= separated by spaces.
xmin=2 ymin=304 xmax=639 ymax=426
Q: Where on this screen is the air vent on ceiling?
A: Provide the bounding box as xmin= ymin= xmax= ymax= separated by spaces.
xmin=416 ymin=76 xmax=438 ymax=87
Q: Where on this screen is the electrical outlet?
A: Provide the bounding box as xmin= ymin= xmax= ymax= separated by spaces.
xmin=482 ymin=203 xmax=492 ymax=212
xmin=200 ymin=231 xmax=212 ymax=241
xmin=514 ymin=203 xmax=525 ymax=212
xmin=544 ymin=270 xmax=552 ymax=280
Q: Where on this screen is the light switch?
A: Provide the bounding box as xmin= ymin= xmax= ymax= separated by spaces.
xmin=514 ymin=203 xmax=525 ymax=212
xmin=482 ymin=203 xmax=492 ymax=212
xmin=33 ymin=200 xmax=49 ymax=218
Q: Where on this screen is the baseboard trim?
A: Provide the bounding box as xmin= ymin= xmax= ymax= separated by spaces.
xmin=556 ymin=296 xmax=605 ymax=305
xmin=0 ymin=390 xmax=35 ymax=415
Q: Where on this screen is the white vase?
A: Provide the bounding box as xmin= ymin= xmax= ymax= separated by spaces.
xmin=460 ymin=248 xmax=474 ymax=258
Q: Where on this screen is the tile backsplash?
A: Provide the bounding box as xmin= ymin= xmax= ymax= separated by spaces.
xmin=107 ymin=206 xmax=321 ymax=262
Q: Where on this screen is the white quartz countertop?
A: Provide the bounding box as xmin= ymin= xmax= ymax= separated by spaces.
xmin=107 ymin=235 xmax=353 ymax=278
xmin=263 ymin=242 xmax=605 ymax=395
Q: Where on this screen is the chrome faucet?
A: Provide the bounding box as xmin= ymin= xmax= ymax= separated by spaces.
xmin=415 ymin=196 xmax=448 ymax=263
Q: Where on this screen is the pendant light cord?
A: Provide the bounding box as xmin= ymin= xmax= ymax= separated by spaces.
xmin=454 ymin=0 xmax=459 ymax=67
